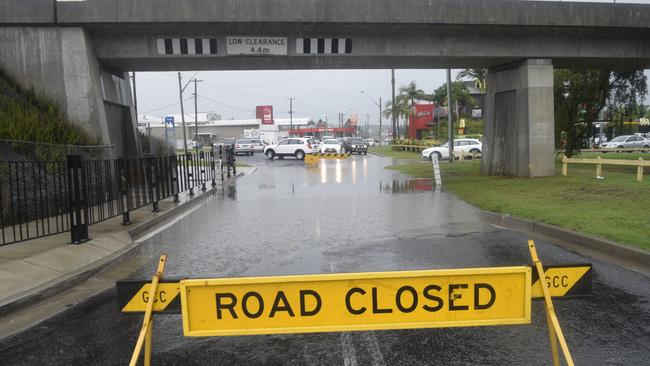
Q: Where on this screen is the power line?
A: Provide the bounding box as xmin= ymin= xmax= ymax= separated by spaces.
xmin=197 ymin=94 xmax=254 ymax=113
xmin=202 ymin=71 xmax=316 ymax=89
xmin=140 ymin=97 xmax=193 ymax=114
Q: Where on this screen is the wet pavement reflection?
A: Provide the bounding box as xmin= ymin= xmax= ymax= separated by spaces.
xmin=0 ymin=154 xmax=648 ymax=365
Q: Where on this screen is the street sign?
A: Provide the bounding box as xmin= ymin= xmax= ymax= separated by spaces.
xmin=531 ymin=264 xmax=592 ymax=299
xmin=116 ymin=264 xmax=591 ymax=315
xmin=226 ymin=36 xmax=288 ymax=55
xmin=117 ymin=280 xmax=181 ymax=313
xmin=164 ymin=116 xmax=175 ymax=127
xmin=179 ymin=267 xmax=531 ymax=337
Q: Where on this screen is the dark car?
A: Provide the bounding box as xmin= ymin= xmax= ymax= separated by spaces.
xmin=348 ymin=138 xmax=368 ymax=154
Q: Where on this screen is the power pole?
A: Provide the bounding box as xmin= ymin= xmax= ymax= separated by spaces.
xmin=446 ymin=69 xmax=454 ymax=163
xmin=391 ymin=69 xmax=396 ymax=140
xmin=365 ymin=114 xmax=370 ymax=138
xmin=378 ymin=97 xmax=382 ymax=142
xmin=288 ymin=97 xmax=295 ymax=136
xmin=178 ymin=72 xmax=188 ymax=154
xmin=192 ymin=78 xmax=203 ymax=153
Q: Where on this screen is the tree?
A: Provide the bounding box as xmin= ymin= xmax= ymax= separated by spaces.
xmin=456 ymin=68 xmax=487 ymax=94
xmin=433 ymin=81 xmax=474 ymax=119
xmin=554 ymin=69 xmax=647 ymax=156
xmin=457 ymin=69 xmax=487 ymax=117
xmin=383 ymin=99 xmax=410 ymax=139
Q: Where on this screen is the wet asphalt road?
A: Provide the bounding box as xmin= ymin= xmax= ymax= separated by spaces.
xmin=0 ymin=153 xmax=649 ymax=365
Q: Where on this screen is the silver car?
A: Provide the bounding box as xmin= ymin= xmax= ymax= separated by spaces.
xmin=235 ymin=138 xmax=254 ymax=155
xmin=600 ymin=135 xmax=648 ymax=150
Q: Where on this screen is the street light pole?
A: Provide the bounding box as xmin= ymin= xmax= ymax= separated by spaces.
xmin=192 ymin=78 xmax=203 ymax=154
xmin=288 ymin=97 xmax=295 ymax=136
xmin=361 ymin=91 xmax=382 ymax=141
xmin=177 ymin=72 xmax=188 ymax=154
xmin=446 ymin=69 xmax=454 ymax=163
xmin=391 ymin=69 xmax=396 ymax=140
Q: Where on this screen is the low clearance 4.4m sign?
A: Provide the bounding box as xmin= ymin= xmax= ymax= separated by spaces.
xmin=179 ymin=267 xmax=531 ymax=337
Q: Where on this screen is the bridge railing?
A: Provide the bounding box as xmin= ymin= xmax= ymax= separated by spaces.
xmin=0 ymin=146 xmax=234 ymax=246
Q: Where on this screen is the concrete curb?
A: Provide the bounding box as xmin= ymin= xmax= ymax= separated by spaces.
xmin=0 ymin=170 xmax=252 ymax=317
xmin=480 ymin=210 xmax=650 ymax=273
xmin=368 ymin=151 xmax=387 ymax=157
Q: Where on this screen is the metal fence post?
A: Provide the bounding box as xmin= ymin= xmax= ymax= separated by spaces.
xmin=147 ymin=157 xmax=160 ymax=212
xmin=200 ymin=151 xmax=207 ymax=191
xmin=171 ymin=154 xmax=179 ymax=202
xmin=66 ymin=155 xmax=89 ymax=244
xmin=210 ymin=147 xmax=216 ymax=188
xmin=186 ymin=153 xmax=194 ymax=196
xmin=118 ymin=157 xmax=131 ymax=225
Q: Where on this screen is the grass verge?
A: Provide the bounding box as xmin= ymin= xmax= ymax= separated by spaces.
xmin=369 ymin=146 xmax=422 ymax=159
xmin=386 ymin=159 xmax=650 ymax=251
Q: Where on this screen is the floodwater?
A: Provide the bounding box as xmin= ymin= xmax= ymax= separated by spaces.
xmin=0 ymin=154 xmax=648 ymax=365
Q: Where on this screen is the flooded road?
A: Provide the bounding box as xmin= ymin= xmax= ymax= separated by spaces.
xmin=1 ymin=154 xmax=648 ymax=365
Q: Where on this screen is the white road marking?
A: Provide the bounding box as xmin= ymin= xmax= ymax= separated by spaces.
xmin=330 ymin=262 xmax=359 ymax=366
xmin=362 ymin=332 xmax=387 ymax=366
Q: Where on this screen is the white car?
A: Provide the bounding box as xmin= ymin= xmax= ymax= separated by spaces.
xmin=365 ymin=138 xmax=376 ymax=147
xmin=264 ymin=137 xmax=316 ymax=160
xmin=320 ymin=139 xmax=343 ymax=153
xmin=421 ymin=138 xmax=483 ymax=161
xmin=600 ymin=135 xmax=648 ymax=149
xmin=250 ymin=139 xmax=267 ymax=152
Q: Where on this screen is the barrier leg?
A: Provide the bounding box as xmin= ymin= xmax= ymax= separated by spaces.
xmin=144 ymin=319 xmax=153 ymax=366
xmin=528 ymin=240 xmax=574 ymax=366
xmin=129 ymin=254 xmax=167 ymax=366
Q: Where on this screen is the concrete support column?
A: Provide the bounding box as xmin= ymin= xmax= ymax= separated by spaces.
xmin=481 ymin=59 xmax=555 ymax=177
xmin=0 ymin=27 xmax=140 ymax=157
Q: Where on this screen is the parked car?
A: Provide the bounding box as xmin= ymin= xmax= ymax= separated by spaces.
xmin=349 ymin=138 xmax=368 ymax=154
xmin=250 ymin=139 xmax=266 ymax=152
xmin=600 ymin=135 xmax=648 ymax=150
xmin=320 ymin=139 xmax=343 ymax=153
xmin=421 ymin=138 xmax=482 ymax=161
xmin=234 ymin=139 xmax=254 ymax=155
xmin=264 ymin=137 xmax=316 ymax=160
xmin=215 ymin=138 xmax=236 ymax=149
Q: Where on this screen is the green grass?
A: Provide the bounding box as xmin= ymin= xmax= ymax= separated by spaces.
xmin=369 ymin=146 xmax=422 ymax=159
xmin=386 ymin=161 xmax=650 ymax=250
xmin=235 ymin=162 xmax=253 ymax=168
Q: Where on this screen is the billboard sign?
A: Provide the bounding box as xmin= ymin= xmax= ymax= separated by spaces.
xmin=164 ymin=116 xmax=175 ymax=127
xmin=256 ymin=106 xmax=274 ymax=125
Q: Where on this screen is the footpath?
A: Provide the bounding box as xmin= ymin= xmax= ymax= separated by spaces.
xmin=0 ymin=167 xmax=255 ymax=341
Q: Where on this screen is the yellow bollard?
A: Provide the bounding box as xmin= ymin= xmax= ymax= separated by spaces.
xmin=562 ymin=156 xmax=568 ymax=176
xmin=637 ymin=157 xmax=644 ymax=182
xmin=596 ymin=156 xmax=602 ymax=178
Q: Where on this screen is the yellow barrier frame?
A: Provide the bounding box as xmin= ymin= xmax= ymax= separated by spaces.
xmin=129 ymin=253 xmax=167 ymax=366
xmin=528 ymin=240 xmax=574 ymax=366
xmin=562 ymin=155 xmax=648 ymax=182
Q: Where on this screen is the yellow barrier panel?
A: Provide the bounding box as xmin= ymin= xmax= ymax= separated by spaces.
xmin=179 ymin=267 xmax=531 ymax=337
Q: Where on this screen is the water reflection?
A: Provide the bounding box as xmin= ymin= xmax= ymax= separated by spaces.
xmin=380 ymin=179 xmax=433 ymax=193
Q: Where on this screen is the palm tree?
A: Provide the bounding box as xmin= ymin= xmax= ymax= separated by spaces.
xmin=383 ymin=99 xmax=410 ymax=139
xmin=395 ymin=81 xmax=434 ymax=138
xmin=457 ymin=69 xmax=487 ymax=117
xmin=456 ymin=68 xmax=487 ymax=94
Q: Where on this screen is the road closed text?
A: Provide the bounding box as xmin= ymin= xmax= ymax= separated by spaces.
xmin=180 ymin=267 xmax=531 ymax=337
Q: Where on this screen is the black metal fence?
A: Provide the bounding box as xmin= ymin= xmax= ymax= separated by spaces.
xmin=1 ymin=146 xmax=236 ymax=246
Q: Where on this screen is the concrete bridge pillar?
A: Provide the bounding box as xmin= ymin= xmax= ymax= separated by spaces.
xmin=481 ymin=59 xmax=555 ymax=177
xmin=0 ymin=27 xmax=140 ymax=157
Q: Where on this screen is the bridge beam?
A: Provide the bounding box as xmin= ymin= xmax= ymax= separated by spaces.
xmin=481 ymin=59 xmax=555 ymax=177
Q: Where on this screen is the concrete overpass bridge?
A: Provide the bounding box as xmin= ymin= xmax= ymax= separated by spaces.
xmin=1 ymin=0 xmax=649 ymax=174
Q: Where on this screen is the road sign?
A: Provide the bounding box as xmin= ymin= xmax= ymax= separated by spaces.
xmin=179 ymin=267 xmax=531 ymax=337
xmin=531 ymin=264 xmax=592 ymax=299
xmin=164 ymin=116 xmax=175 ymax=127
xmin=117 ymin=280 xmax=181 ymax=313
xmin=116 ymin=264 xmax=591 ymax=315
xmin=226 ymin=36 xmax=288 ymax=55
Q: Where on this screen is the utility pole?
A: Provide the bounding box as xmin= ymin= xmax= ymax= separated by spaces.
xmin=378 ymin=97 xmax=382 ymax=142
xmin=446 ymin=69 xmax=454 ymax=163
xmin=288 ymin=97 xmax=295 ymax=136
xmin=178 ymin=72 xmax=188 ymax=154
xmin=192 ymin=78 xmax=203 ymax=153
xmin=131 ymin=72 xmax=146 ymax=154
xmin=365 ymin=114 xmax=370 ymax=138
xmin=391 ymin=69 xmax=396 ymax=140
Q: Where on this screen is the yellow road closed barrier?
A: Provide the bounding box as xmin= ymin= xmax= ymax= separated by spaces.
xmin=179 ymin=267 xmax=531 ymax=337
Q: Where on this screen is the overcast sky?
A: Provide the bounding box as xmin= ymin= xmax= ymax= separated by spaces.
xmin=136 ymin=68 xmax=650 ymax=124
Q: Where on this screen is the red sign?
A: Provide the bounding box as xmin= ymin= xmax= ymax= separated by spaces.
xmin=256 ymin=105 xmax=274 ymax=125
xmin=408 ymin=104 xmax=434 ymax=139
